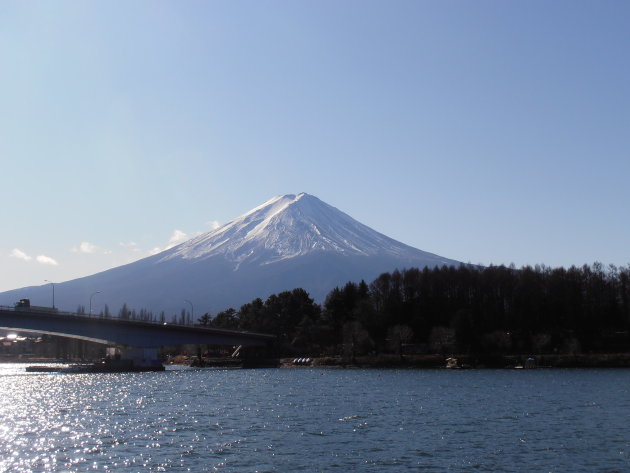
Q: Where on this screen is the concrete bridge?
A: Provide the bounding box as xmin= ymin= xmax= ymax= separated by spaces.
xmin=0 ymin=307 xmax=274 ymax=347
xmin=0 ymin=306 xmax=275 ymax=368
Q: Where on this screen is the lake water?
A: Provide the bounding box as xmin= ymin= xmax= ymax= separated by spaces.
xmin=0 ymin=364 xmax=629 ymax=472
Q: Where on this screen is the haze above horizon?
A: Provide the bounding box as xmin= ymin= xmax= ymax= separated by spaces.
xmin=1 ymin=1 xmax=628 ymax=293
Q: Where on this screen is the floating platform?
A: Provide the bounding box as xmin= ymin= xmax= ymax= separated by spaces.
xmin=25 ymin=361 xmax=165 ymax=373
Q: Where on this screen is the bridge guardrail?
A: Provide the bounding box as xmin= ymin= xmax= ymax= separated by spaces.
xmin=0 ymin=305 xmax=83 ymax=318
xmin=0 ymin=305 xmax=161 ymax=322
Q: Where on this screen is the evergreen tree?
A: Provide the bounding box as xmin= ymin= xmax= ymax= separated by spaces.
xmin=119 ymin=303 xmax=130 ymax=320
xmin=197 ymin=312 xmax=211 ymax=326
xmin=211 ymin=308 xmax=239 ymax=329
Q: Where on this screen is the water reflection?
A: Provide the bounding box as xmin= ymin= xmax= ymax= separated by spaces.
xmin=0 ymin=364 xmax=629 ymax=472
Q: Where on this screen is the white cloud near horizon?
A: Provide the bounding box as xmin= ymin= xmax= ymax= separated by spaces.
xmin=148 ymin=229 xmax=191 ymax=256
xmin=10 ymin=248 xmax=32 ymax=261
xmin=206 ymin=220 xmax=221 ymax=230
xmin=166 ymin=229 xmax=189 ymax=249
xmin=73 ymin=241 xmax=97 ymax=253
xmin=36 ymin=255 xmax=58 ymax=266
xmin=10 ymin=248 xmax=58 ymax=266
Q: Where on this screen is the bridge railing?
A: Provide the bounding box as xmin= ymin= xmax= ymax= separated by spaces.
xmin=0 ymin=305 xmax=160 ymax=323
xmin=0 ymin=305 xmax=75 ymax=316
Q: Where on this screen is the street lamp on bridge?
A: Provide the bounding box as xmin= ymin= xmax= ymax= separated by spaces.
xmin=184 ymin=299 xmax=194 ymax=325
xmin=89 ymin=291 xmax=102 ymax=316
xmin=44 ymin=280 xmax=55 ymax=309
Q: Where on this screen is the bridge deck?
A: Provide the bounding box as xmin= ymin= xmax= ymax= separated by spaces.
xmin=0 ymin=307 xmax=274 ymax=348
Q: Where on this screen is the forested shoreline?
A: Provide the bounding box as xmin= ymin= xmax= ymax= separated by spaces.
xmin=6 ymin=263 xmax=630 ymax=365
xmin=59 ymin=262 xmax=630 ymax=361
xmin=205 ymin=263 xmax=630 ymax=359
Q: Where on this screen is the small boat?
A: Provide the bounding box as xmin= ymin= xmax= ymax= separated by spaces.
xmin=445 ymin=357 xmax=459 ymax=369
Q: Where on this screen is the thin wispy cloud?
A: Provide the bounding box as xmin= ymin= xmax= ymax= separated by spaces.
xmin=120 ymin=241 xmax=141 ymax=253
xmin=71 ymin=241 xmax=111 ymax=255
xmin=36 ymin=255 xmax=58 ymax=266
xmin=10 ymin=248 xmax=32 ymax=261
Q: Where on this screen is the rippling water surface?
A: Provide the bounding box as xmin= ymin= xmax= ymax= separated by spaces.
xmin=0 ymin=364 xmax=629 ymax=472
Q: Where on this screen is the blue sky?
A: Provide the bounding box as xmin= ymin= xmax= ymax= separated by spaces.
xmin=1 ymin=1 xmax=628 ymax=293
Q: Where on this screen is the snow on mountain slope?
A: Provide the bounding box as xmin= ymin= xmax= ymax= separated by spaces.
xmin=159 ymin=193 xmax=453 ymax=269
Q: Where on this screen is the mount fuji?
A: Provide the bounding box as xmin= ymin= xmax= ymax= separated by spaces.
xmin=0 ymin=193 xmax=464 ymax=316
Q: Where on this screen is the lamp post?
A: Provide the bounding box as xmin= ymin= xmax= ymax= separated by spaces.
xmin=44 ymin=280 xmax=55 ymax=309
xmin=184 ymin=299 xmax=194 ymax=325
xmin=89 ymin=291 xmax=102 ymax=316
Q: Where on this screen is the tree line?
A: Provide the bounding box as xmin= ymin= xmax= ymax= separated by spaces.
xmin=94 ymin=263 xmax=630 ymax=357
xmin=76 ymin=303 xmax=193 ymax=325
xmin=204 ymin=263 xmax=630 ymax=357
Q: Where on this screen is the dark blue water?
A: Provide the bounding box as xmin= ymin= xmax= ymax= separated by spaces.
xmin=1 ymin=364 xmax=629 ymax=472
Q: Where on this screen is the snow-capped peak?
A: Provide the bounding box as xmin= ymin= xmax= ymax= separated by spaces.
xmin=158 ymin=193 xmax=450 ymax=270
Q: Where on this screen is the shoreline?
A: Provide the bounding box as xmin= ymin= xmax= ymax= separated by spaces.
xmin=6 ymin=352 xmax=630 ymax=369
xmin=282 ymin=353 xmax=630 ymax=369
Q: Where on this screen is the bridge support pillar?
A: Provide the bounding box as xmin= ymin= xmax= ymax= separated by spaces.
xmin=106 ymin=347 xmax=163 ymax=369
